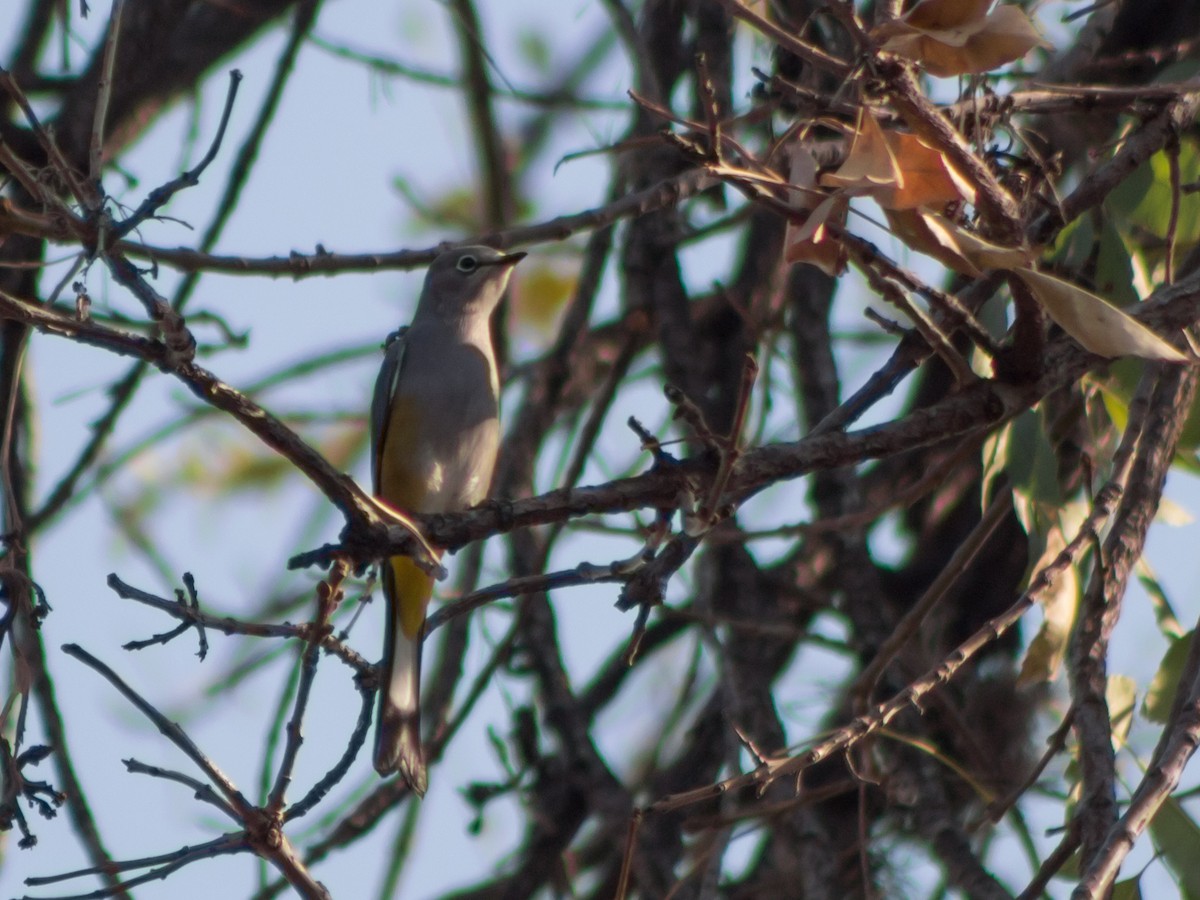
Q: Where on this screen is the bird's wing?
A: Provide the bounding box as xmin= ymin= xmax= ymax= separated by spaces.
xmin=370 ymin=327 xmax=410 ymax=493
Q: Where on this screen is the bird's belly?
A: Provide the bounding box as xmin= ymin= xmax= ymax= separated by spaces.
xmin=382 ymin=384 xmax=499 ymax=514
xmin=418 ymin=424 xmax=498 ymax=511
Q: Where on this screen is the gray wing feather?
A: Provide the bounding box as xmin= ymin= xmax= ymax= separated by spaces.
xmin=370 ymin=327 xmax=409 ymax=492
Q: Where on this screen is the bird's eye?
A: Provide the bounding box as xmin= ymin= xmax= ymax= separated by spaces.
xmin=456 ymin=255 xmax=479 ymax=273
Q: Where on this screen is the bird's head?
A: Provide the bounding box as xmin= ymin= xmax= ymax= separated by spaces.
xmin=418 ymin=245 xmax=526 ymax=320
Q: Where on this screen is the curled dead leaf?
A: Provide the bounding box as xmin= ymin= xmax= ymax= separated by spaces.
xmin=821 ymin=110 xmax=973 ymax=210
xmin=1012 ymin=268 xmax=1189 ymax=362
xmin=874 ymin=0 xmax=1049 ymax=77
xmin=878 ymin=131 xmax=976 ymax=210
xmin=786 ymin=194 xmax=850 ymax=275
xmin=786 ymin=142 xmax=848 ymax=276
xmin=903 ymin=0 xmax=992 ymax=30
xmin=886 ymin=209 xmax=1031 ymax=276
xmin=820 ymin=109 xmax=900 ymax=193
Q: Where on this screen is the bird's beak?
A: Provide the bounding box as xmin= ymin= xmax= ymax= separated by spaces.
xmin=482 ymin=251 xmax=527 ymax=268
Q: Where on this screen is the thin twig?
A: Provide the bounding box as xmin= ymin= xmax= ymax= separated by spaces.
xmin=89 ymin=0 xmax=124 ymax=193
xmin=425 ymin=561 xmax=631 ymax=633
xmin=23 ymin=833 xmax=247 ymax=890
xmin=122 ymin=758 xmax=240 ymax=821
xmin=1166 ymin=135 xmax=1181 ymax=285
xmin=266 ymin=560 xmax=347 ymax=815
xmin=111 ymin=69 xmax=243 ymax=240
xmin=850 ymin=486 xmax=1014 ymax=707
xmin=105 ymin=573 xmax=369 ymax=672
xmin=976 ymin=705 xmax=1076 ymax=830
xmin=62 ymin=644 xmax=252 ymax=813
xmin=284 ymin=681 xmax=373 ymax=822
xmin=698 ymin=353 xmax=758 ymax=525
xmin=647 ymin=454 xmax=1133 ymax=815
xmin=91 ymin=170 xmax=718 ymax=277
xmin=711 ymin=0 xmax=852 ymax=78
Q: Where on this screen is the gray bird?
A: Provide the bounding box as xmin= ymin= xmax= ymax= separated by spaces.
xmin=370 ymin=245 xmax=524 ymax=794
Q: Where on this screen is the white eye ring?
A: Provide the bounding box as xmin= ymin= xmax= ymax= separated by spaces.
xmin=456 ymin=254 xmax=479 ymax=273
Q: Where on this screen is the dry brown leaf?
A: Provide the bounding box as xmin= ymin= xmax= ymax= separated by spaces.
xmin=927 ymin=213 xmax=1032 ymax=268
xmin=786 ymin=143 xmax=848 ymax=276
xmin=886 ymin=207 xmax=980 ymax=276
xmin=877 ymin=131 xmax=976 ymax=210
xmin=884 ymin=209 xmax=1185 ymax=363
xmin=875 ymin=1 xmax=1048 ymax=77
xmin=886 ymin=209 xmax=1029 ymax=276
xmin=819 ymin=111 xmax=972 ymax=210
xmin=786 ymin=142 xmax=822 ymax=213
xmin=820 ymin=109 xmax=901 ymax=193
xmin=904 ymin=0 xmax=992 ymax=30
xmin=1012 ymin=268 xmax=1189 ymax=362
xmin=950 ymin=6 xmax=1048 ymax=75
xmin=786 ymin=194 xmax=849 ymax=275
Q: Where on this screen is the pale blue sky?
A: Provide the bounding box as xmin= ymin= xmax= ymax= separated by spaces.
xmin=2 ymin=3 xmax=1199 ymax=898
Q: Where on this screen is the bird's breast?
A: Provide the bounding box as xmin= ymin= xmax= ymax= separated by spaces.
xmin=380 ymin=338 xmax=500 ymax=514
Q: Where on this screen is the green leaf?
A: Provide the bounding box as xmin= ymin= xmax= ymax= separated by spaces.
xmin=980 ymin=417 xmax=1013 ymax=511
xmin=1053 ymin=846 xmax=1080 ymax=879
xmin=1004 ymin=409 xmax=1068 ymax=519
xmin=1149 ymin=796 xmax=1200 ymax=899
xmin=1095 ymin=357 xmax=1143 ymax=429
xmin=1005 ymin=408 xmax=1090 ymax=683
xmin=1107 ymin=673 xmax=1137 ymax=749
xmin=1143 ymin=631 xmax=1192 ymax=723
xmin=1113 ymin=876 xmax=1144 ymax=900
xmin=1138 ymin=560 xmax=1185 ymax=638
xmin=1047 ymin=214 xmax=1140 ymax=308
xmin=1017 ymin=520 xmax=1080 ymax=684
xmin=1094 ymin=357 xmax=1200 ymax=470
xmin=1178 ymin=380 xmax=1200 ymax=459
xmin=1109 ymin=138 xmax=1200 ymax=252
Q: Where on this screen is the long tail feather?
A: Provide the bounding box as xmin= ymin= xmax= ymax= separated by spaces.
xmin=374 ymin=557 xmax=433 ymax=795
